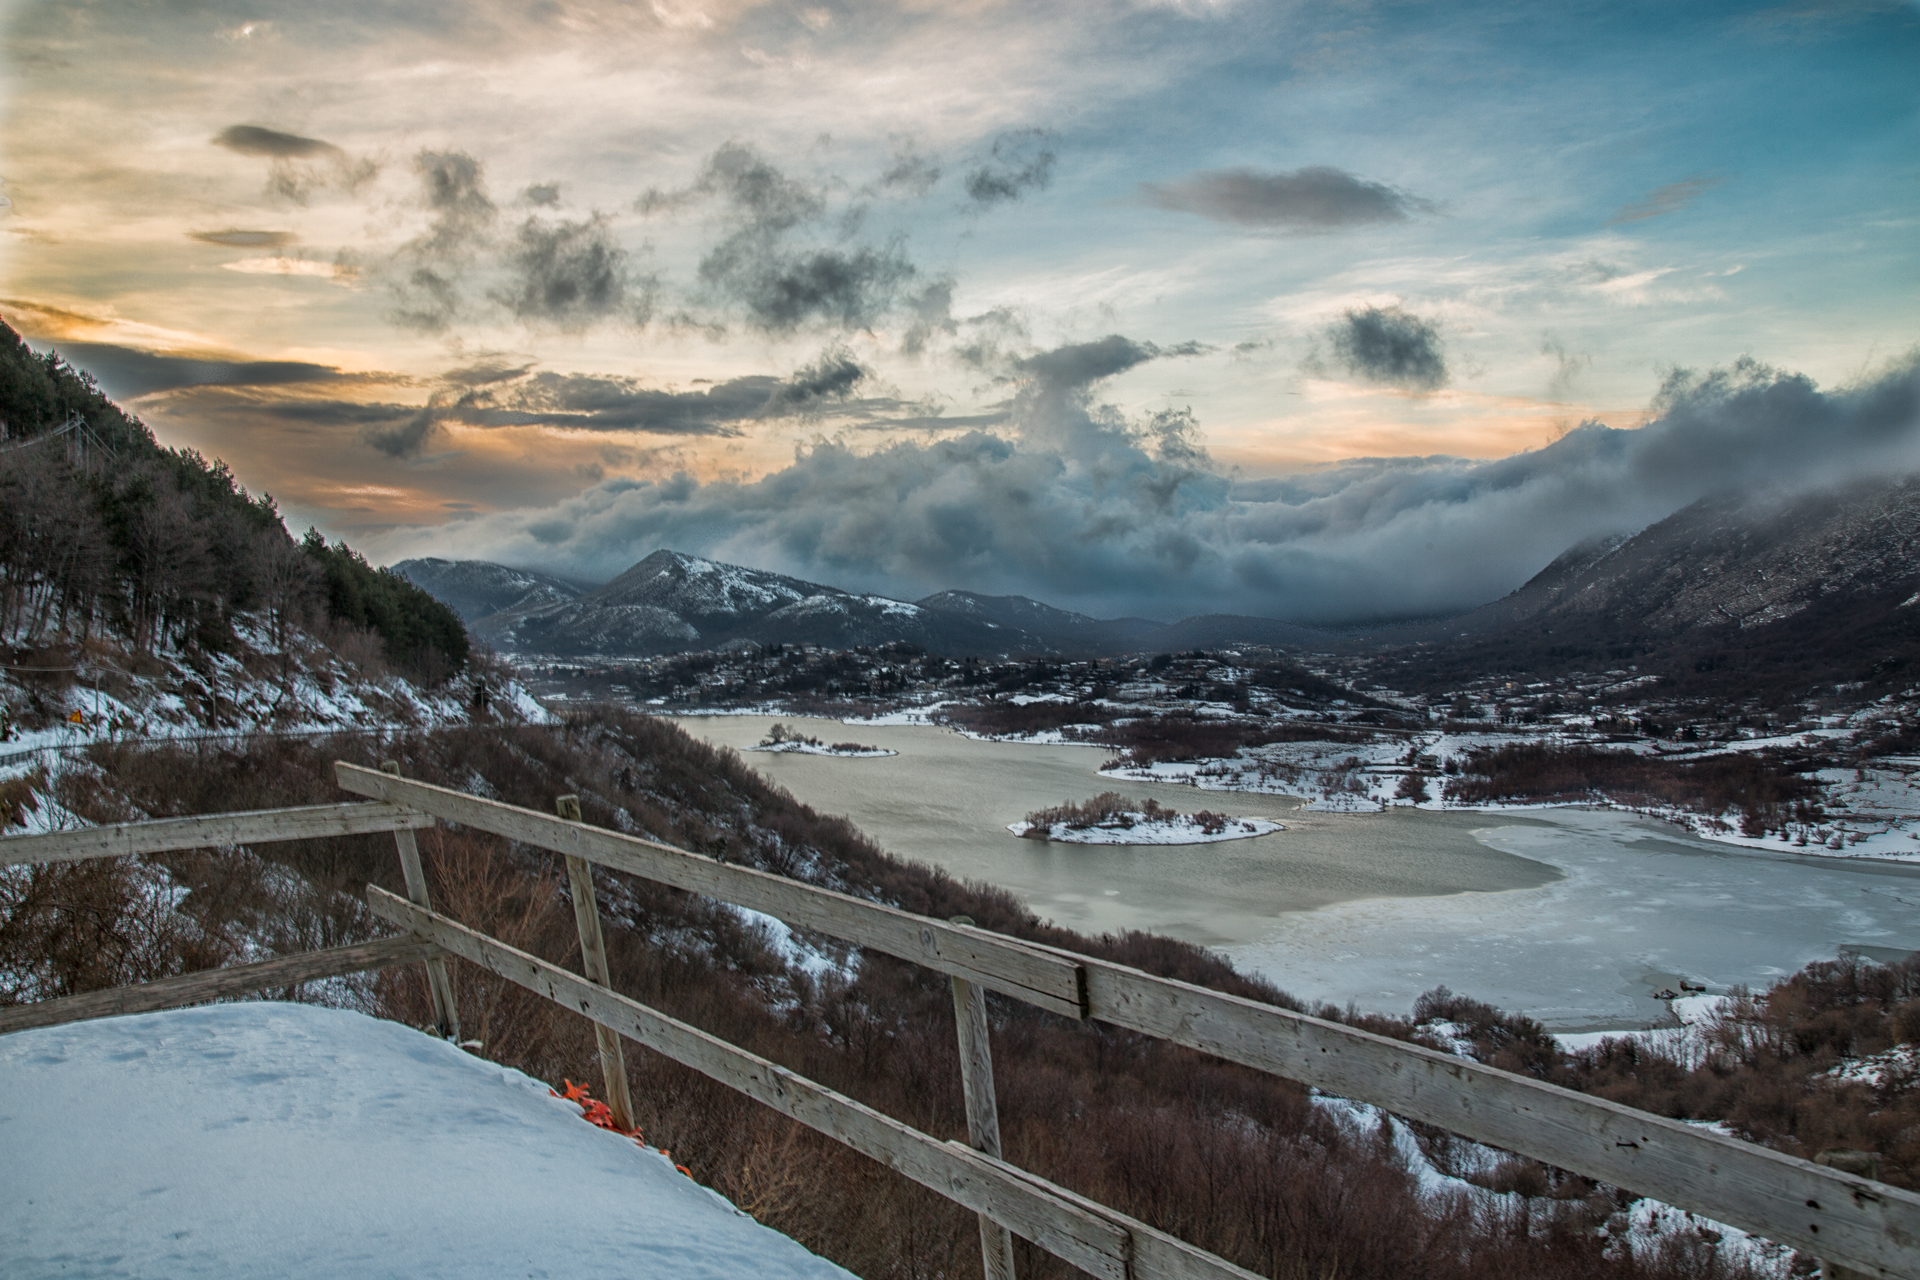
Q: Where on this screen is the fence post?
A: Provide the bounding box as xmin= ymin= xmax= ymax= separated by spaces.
xmin=379 ymin=761 xmax=459 ymax=1041
xmin=557 ymin=794 xmax=635 ymax=1133
xmin=950 ymin=916 xmax=1017 ymax=1280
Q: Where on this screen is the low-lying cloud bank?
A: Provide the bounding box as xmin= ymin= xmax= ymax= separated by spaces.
xmin=381 ymin=343 xmax=1920 ymax=624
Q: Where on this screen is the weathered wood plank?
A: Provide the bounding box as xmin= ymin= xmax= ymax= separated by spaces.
xmin=0 ymin=937 xmax=438 ymax=1035
xmin=366 ymin=886 xmax=1130 ymax=1280
xmin=557 ymin=793 xmax=634 ymax=1133
xmin=1063 ymin=954 xmax=1920 ymax=1280
xmin=952 ymin=967 xmax=1016 ymax=1280
xmin=379 ymin=762 xmax=460 ymax=1042
xmin=0 ymin=802 xmax=435 ymax=868
xmin=336 ymin=763 xmax=1086 ymax=1018
xmin=995 ymin=1156 xmax=1269 ymax=1280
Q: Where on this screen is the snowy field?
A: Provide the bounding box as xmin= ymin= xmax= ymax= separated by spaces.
xmin=1007 ymin=814 xmax=1283 ymax=845
xmin=0 ymin=1004 xmax=852 ymax=1280
xmin=748 ymin=741 xmax=897 ymax=758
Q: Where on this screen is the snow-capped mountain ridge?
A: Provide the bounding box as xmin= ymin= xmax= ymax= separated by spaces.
xmin=466 ymin=550 xmax=1033 ymax=658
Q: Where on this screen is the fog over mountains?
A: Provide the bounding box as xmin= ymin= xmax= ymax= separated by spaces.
xmin=395 ymin=470 xmax=1920 ymax=681
xmin=384 ymin=350 xmax=1920 ymax=628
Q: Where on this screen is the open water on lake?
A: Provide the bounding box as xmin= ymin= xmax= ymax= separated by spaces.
xmin=686 ymin=716 xmax=1920 ymax=1029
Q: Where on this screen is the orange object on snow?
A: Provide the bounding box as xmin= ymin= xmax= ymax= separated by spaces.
xmin=550 ymin=1079 xmax=644 ymax=1141
xmin=67 ymin=710 xmax=84 ymax=724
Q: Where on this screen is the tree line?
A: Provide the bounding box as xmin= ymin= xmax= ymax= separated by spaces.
xmin=0 ymin=321 xmax=465 ymax=678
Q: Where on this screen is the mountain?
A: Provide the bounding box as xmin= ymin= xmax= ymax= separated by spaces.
xmin=399 ymin=549 xmax=1354 ymax=660
xmin=914 ymin=590 xmax=1172 ymax=654
xmin=479 ymin=550 xmax=1042 ymax=658
xmin=1390 ymin=476 xmax=1920 ymax=700
xmin=390 ymin=558 xmax=589 ymax=623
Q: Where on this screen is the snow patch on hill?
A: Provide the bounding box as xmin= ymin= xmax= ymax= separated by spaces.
xmin=1008 ymin=814 xmax=1283 ymax=845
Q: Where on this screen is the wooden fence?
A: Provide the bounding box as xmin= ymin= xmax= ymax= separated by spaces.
xmin=0 ymin=761 xmax=1912 ymax=1280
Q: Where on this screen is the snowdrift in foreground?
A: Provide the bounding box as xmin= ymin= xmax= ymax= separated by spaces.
xmin=1008 ymin=814 xmax=1283 ymax=845
xmin=0 ymin=1003 xmax=852 ymax=1280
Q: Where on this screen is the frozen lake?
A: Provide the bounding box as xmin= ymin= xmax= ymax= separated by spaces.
xmin=684 ymin=716 xmax=1920 ymax=1029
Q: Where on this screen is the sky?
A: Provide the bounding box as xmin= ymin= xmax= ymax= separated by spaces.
xmin=3 ymin=0 xmax=1917 ymax=622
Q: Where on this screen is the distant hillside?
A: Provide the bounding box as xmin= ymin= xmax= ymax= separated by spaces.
xmin=914 ymin=590 xmax=1174 ymax=654
xmin=476 ymin=549 xmax=1041 ymax=658
xmin=1387 ymin=476 xmax=1920 ymax=703
xmin=391 ymin=558 xmax=588 ymax=623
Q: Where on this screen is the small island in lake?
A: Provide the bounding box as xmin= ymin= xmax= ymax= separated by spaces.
xmin=747 ymin=723 xmax=897 ymax=757
xmin=1009 ymin=793 xmax=1282 ymax=845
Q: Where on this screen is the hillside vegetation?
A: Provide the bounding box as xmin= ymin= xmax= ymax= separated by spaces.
xmin=7 ymin=711 xmax=1887 ymax=1278
xmin=0 ymin=320 xmax=463 ymax=678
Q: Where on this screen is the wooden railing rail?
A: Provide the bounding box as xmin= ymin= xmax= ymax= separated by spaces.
xmin=366 ymin=885 xmax=1260 ymax=1280
xmin=1 ymin=773 xmax=1914 ymax=1279
xmin=0 ymin=937 xmax=439 ymax=1035
xmin=0 ymin=801 xmax=434 ymax=868
xmin=334 ymin=762 xmax=1920 ymax=1280
xmin=334 ymin=763 xmax=1088 ymax=1019
xmin=0 ymin=795 xmax=458 ymax=1040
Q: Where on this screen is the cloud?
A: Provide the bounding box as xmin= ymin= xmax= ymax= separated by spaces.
xmin=963 ymin=129 xmax=1055 ymax=207
xmin=1608 ymin=175 xmax=1724 ymax=225
xmin=46 ymin=342 xmax=350 ymax=399
xmin=389 ymin=151 xmax=498 ymax=333
xmin=762 ymin=347 xmax=869 ymax=413
xmin=1540 ymin=333 xmax=1592 ymax=398
xmin=354 ymin=352 xmax=880 ymax=457
xmin=716 ymin=243 xmax=917 ymax=334
xmin=876 ymin=143 xmax=942 ymax=196
xmin=648 ymin=141 xmax=919 ymax=334
xmin=212 ymin=125 xmax=337 ymax=159
xmin=1141 ymin=165 xmax=1432 ymax=230
xmin=522 ymin=183 xmax=562 ymax=207
xmin=410 ymin=151 xmax=498 ymax=260
xmin=1315 ymin=305 xmax=1449 ymax=391
xmin=1015 ymin=333 xmax=1161 ymax=387
xmin=497 ymin=214 xmax=639 ymax=329
xmin=377 ymin=345 xmax=1920 ymax=627
xmin=189 ymin=228 xmax=297 ymax=248
xmin=212 ymin=124 xmax=375 ymax=204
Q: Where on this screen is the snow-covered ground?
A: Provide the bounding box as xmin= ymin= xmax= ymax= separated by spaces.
xmin=0 ymin=1003 xmax=852 ymax=1280
xmin=749 ymin=741 xmax=896 ymax=758
xmin=1102 ymin=730 xmax=1920 ymax=863
xmin=1310 ymin=1090 xmax=1797 ymax=1278
xmin=1007 ymin=813 xmax=1283 ymax=845
xmin=1 ymin=616 xmax=551 ymax=780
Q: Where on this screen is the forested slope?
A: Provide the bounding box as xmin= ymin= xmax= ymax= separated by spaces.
xmin=0 ymin=319 xmax=463 ymax=676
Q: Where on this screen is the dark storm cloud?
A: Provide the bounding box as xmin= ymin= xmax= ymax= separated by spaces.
xmin=1014 ymin=334 xmax=1160 ymax=387
xmin=410 ymin=151 xmax=498 ymax=259
xmin=385 ymin=346 xmax=1920 ymax=626
xmin=702 ymin=241 xmax=916 ymax=334
xmin=355 ymin=352 xmax=886 ymax=457
xmin=1318 ymin=306 xmax=1448 ymax=391
xmin=213 ymin=124 xmax=376 ymax=204
xmin=642 ymin=140 xmax=823 ymax=227
xmin=498 ymin=214 xmax=637 ymax=329
xmin=876 ymin=143 xmax=942 ymax=196
xmin=442 ymin=360 xmax=535 ymax=387
xmin=213 ymin=125 xmax=337 ymax=159
xmin=389 ymin=151 xmax=498 ymax=333
xmin=964 ymin=129 xmax=1055 ymax=207
xmin=1609 ymin=175 xmax=1724 ymax=225
xmin=1141 ymin=165 xmax=1432 ymax=230
xmin=47 ymin=342 xmax=349 ymax=399
xmin=646 ymin=141 xmax=919 ymax=334
xmin=189 ymin=228 xmax=296 ymax=248
xmin=522 ymin=183 xmax=562 ymax=207
xmin=762 ymin=348 xmax=869 ymax=413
